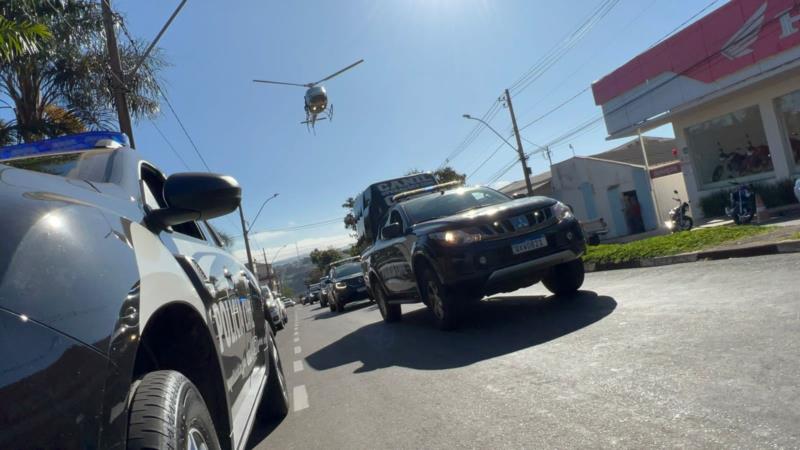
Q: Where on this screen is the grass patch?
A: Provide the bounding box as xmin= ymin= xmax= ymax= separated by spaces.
xmin=792 ymin=232 xmax=800 ymax=240
xmin=584 ymin=225 xmax=772 ymax=264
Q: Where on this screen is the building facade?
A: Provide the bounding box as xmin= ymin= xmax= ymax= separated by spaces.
xmin=592 ymin=0 xmax=800 ymax=218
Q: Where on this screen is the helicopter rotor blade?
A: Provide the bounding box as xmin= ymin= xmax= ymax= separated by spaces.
xmin=253 ymin=80 xmax=310 ymax=88
xmin=310 ymin=59 xmax=364 ymax=86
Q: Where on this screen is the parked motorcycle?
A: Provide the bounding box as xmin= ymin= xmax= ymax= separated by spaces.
xmin=667 ymin=190 xmax=693 ymax=232
xmin=725 ymin=182 xmax=755 ymax=225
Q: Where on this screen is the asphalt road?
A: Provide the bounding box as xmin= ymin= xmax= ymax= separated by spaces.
xmin=249 ymin=254 xmax=800 ymax=449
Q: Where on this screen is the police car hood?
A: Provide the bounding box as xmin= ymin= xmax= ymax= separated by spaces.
xmin=0 ymin=164 xmax=139 ymax=346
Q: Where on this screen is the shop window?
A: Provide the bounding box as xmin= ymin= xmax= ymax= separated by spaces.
xmin=775 ymin=89 xmax=800 ymax=167
xmin=685 ymin=105 xmax=773 ymax=187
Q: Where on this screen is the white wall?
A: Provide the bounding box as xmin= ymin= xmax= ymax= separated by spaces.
xmin=652 ymin=171 xmax=690 ymax=224
xmin=552 ymin=157 xmax=640 ymax=238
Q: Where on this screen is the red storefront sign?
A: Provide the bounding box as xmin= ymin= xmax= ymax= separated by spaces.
xmin=650 ymin=162 xmax=682 ymax=179
xmin=593 ymin=0 xmax=800 ymax=105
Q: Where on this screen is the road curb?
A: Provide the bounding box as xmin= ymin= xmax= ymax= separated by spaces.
xmin=584 ymin=239 xmax=800 ymax=273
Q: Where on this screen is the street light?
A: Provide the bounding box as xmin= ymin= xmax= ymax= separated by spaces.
xmin=462 ymin=113 xmax=534 ymax=195
xmin=270 ymin=244 xmax=288 ymax=265
xmin=238 ymin=192 xmax=279 ymax=273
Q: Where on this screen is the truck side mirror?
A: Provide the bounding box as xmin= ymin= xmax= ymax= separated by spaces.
xmin=512 ymin=193 xmax=527 ymax=199
xmin=382 ymin=223 xmax=403 ymax=239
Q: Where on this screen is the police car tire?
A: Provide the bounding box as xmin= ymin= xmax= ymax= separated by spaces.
xmin=127 ymin=370 xmax=221 ymax=450
xmin=263 ymin=339 xmax=290 ymax=420
xmin=543 ymin=259 xmax=585 ymax=296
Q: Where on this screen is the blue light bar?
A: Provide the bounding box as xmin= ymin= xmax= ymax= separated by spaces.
xmin=0 ymin=131 xmax=130 ymax=161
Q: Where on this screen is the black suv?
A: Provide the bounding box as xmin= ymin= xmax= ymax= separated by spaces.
xmin=0 ymin=132 xmax=289 ymax=448
xmin=327 ymin=257 xmax=371 ymax=313
xmin=362 ymin=185 xmax=586 ymax=330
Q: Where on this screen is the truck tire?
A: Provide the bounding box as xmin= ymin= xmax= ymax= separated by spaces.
xmin=127 ymin=370 xmax=221 ymax=450
xmin=335 ymin=301 xmax=345 ymax=313
xmin=421 ymin=267 xmax=459 ymax=331
xmin=262 ymin=338 xmax=289 ymax=420
xmin=329 ymin=301 xmax=336 ymax=312
xmin=375 ymin=283 xmax=401 ymax=323
xmin=543 ymin=259 xmax=585 ymax=296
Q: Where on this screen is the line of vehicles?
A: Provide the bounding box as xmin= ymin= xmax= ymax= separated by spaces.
xmin=305 ymin=172 xmax=588 ymax=330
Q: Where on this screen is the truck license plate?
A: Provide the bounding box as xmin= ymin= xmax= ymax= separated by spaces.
xmin=511 ymin=235 xmax=548 ymax=255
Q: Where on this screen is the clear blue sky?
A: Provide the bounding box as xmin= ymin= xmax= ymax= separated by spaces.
xmin=121 ymin=0 xmax=712 ymax=263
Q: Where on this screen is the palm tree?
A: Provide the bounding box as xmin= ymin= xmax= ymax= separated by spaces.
xmin=0 ymin=15 xmax=50 ymax=62
xmin=0 ymin=1 xmax=164 ymax=143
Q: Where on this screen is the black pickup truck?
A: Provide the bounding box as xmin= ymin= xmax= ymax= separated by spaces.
xmin=362 ymin=184 xmax=586 ymax=330
xmin=0 ymin=132 xmax=288 ymax=449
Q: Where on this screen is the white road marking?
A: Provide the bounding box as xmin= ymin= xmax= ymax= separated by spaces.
xmin=294 ymin=330 xmax=299 ymax=336
xmin=293 ymin=360 xmax=304 ymax=372
xmin=294 ymin=345 xmax=301 ymax=354
xmin=293 ymin=385 xmax=309 ymax=412
xmin=293 ymin=336 xmax=300 ymax=343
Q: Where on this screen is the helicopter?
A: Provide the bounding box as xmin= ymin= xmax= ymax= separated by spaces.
xmin=253 ymin=59 xmax=364 ymax=131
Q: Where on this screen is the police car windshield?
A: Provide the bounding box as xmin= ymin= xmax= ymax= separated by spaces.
xmin=332 ymin=262 xmax=361 ymax=278
xmin=403 ymin=188 xmax=509 ymax=224
xmin=1 ymin=149 xmax=114 ymax=183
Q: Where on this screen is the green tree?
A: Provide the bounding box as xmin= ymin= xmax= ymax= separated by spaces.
xmin=309 ymin=247 xmax=344 ymax=272
xmin=0 ymin=15 xmax=50 ymax=62
xmin=0 ymin=1 xmax=165 ymax=143
xmin=405 ymin=166 xmax=466 ymax=184
xmin=433 ymin=166 xmax=466 ymax=184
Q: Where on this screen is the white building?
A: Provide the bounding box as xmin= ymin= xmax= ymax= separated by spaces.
xmin=592 ymin=0 xmax=800 ymax=218
xmin=499 ymin=137 xmax=687 ymax=239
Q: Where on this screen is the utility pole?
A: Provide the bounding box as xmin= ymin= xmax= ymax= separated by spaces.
xmin=544 ymin=145 xmax=553 ymax=168
xmin=100 ymin=0 xmax=135 ymax=148
xmin=504 ymin=89 xmax=533 ymax=196
xmin=238 ymin=206 xmax=255 ymax=272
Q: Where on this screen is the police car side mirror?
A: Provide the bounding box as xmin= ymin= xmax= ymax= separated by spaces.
xmin=382 ymin=223 xmax=403 ymax=239
xmin=512 ymin=193 xmax=527 ymax=199
xmin=146 ymin=173 xmax=241 ymax=231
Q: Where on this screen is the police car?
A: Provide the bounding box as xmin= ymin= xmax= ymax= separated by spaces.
xmin=0 ymin=132 xmax=289 ymax=449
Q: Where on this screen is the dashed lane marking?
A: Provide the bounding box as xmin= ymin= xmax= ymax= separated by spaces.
xmin=293 ymin=337 xmax=300 ymax=343
xmin=294 ymin=346 xmax=301 ymax=355
xmin=293 ymin=385 xmax=309 ymax=412
xmin=293 ymin=360 xmax=303 ymax=372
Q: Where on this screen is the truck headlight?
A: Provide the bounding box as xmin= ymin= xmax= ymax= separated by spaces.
xmin=551 ymin=201 xmax=573 ymax=221
xmin=430 ymin=228 xmax=482 ymax=245
xmin=335 ymin=282 xmax=347 ymax=290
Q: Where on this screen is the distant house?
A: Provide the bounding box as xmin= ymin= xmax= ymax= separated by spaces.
xmin=497 ymin=170 xmax=552 ymax=197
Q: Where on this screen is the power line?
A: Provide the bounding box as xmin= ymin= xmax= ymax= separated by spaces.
xmin=118 ymin=19 xmax=212 ymax=172
xmin=150 ymin=121 xmax=191 ymax=170
xmin=509 ymin=0 xmax=622 ymax=97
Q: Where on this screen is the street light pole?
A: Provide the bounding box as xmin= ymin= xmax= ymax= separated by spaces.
xmin=271 ymin=244 xmax=288 ymax=265
xmin=238 ymin=205 xmax=255 ymax=273
xmin=462 ymin=108 xmax=533 ymax=195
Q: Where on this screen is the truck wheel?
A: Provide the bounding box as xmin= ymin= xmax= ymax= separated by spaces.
xmin=335 ymin=301 xmax=345 ymax=313
xmin=421 ymin=267 xmax=459 ymax=331
xmin=127 ymin=370 xmax=221 ymax=450
xmin=329 ymin=301 xmax=336 ymax=312
xmin=543 ymin=259 xmax=585 ymax=296
xmin=262 ymin=338 xmax=289 ymax=420
xmin=375 ymin=283 xmax=401 ymax=323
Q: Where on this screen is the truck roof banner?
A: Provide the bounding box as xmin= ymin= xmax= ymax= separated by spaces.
xmin=592 ymin=0 xmax=800 ymax=138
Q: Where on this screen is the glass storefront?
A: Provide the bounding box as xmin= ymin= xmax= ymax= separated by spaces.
xmin=684 ymin=105 xmax=773 ymax=187
xmin=775 ymin=89 xmax=800 ymax=168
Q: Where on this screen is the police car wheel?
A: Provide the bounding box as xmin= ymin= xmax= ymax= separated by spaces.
xmin=262 ymin=338 xmax=289 ymax=420
xmin=375 ymin=283 xmax=401 ymax=323
xmin=127 ymin=370 xmax=221 ymax=450
xmin=542 ymin=259 xmax=585 ymax=297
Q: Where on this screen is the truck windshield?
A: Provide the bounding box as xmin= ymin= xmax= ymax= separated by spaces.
xmin=403 ymin=188 xmax=509 ymax=224
xmin=1 ymin=149 xmax=114 ymax=183
xmin=332 ymin=262 xmax=362 ymax=278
